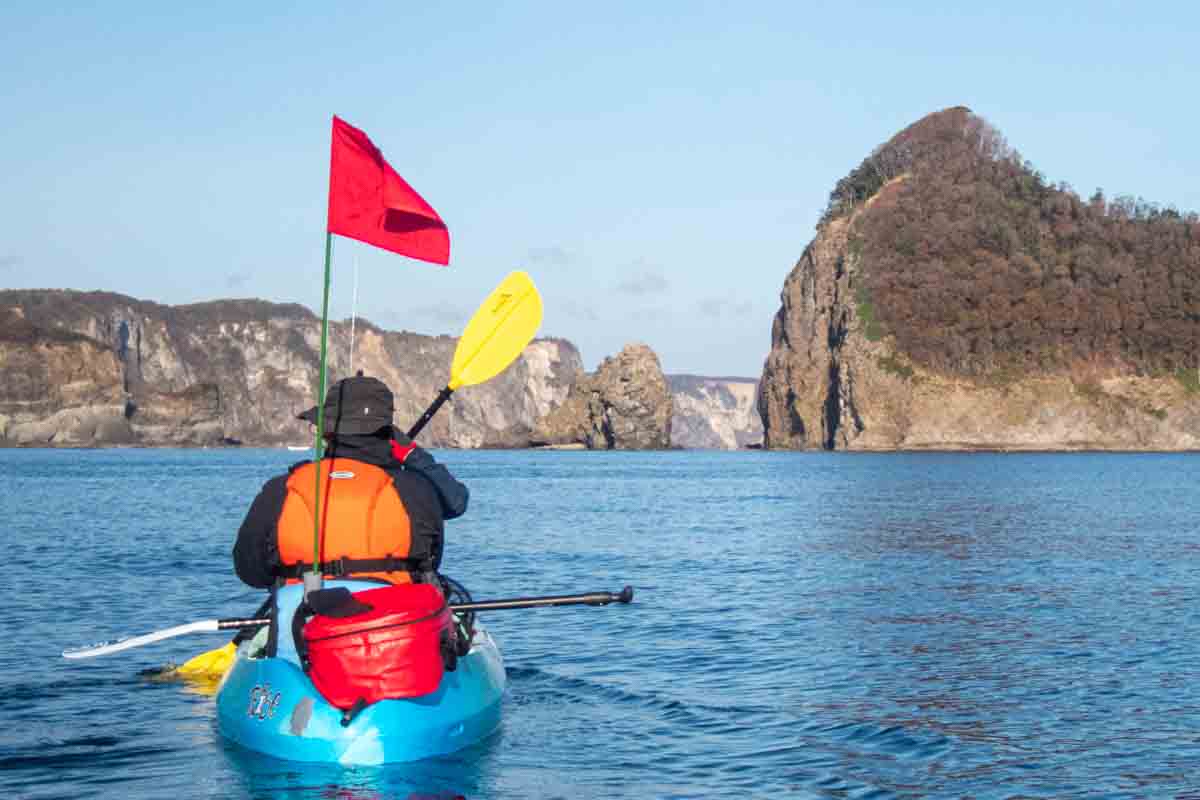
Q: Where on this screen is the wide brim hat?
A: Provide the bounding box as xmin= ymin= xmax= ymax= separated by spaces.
xmin=296 ymin=375 xmax=394 ymax=435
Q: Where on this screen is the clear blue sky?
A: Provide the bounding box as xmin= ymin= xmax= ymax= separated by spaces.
xmin=3 ymin=2 xmax=1198 ymax=377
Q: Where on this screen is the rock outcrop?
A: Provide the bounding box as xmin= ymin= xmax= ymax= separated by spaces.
xmin=531 ymin=343 xmax=672 ymax=449
xmin=668 ymin=375 xmax=762 ymax=449
xmin=0 ymin=291 xmax=582 ymax=447
xmin=0 ymin=291 xmax=753 ymax=450
xmin=760 ymin=108 xmax=1200 ymax=451
xmin=0 ymin=309 xmax=139 ymax=445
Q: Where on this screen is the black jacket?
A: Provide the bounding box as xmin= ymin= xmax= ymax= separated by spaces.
xmin=232 ymin=432 xmax=469 ymax=588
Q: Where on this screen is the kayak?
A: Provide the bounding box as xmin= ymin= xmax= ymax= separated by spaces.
xmin=215 ymin=579 xmax=506 ymax=765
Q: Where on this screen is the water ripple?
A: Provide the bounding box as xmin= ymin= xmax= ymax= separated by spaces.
xmin=6 ymin=449 xmax=1200 ymax=798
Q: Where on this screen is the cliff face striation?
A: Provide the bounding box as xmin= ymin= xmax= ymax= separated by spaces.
xmin=760 ymin=107 xmax=1200 ymax=450
xmin=0 ymin=309 xmax=139 ymax=445
xmin=668 ymin=375 xmax=762 ymax=449
xmin=0 ymin=291 xmax=582 ymax=447
xmin=531 ymin=343 xmax=673 ymax=449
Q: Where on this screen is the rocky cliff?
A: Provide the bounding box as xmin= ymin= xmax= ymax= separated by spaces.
xmin=1 ymin=309 xmax=136 ymax=445
xmin=760 ymin=108 xmax=1200 ymax=450
xmin=668 ymin=375 xmax=762 ymax=449
xmin=531 ymin=343 xmax=672 ymax=449
xmin=0 ymin=291 xmax=582 ymax=447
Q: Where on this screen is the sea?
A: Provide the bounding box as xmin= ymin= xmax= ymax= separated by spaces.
xmin=3 ymin=447 xmax=1200 ymax=799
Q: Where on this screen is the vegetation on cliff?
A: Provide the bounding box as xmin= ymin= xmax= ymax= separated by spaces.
xmin=824 ymin=107 xmax=1200 ymax=378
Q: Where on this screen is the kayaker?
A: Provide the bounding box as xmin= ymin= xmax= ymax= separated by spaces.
xmin=232 ymin=374 xmax=468 ymax=589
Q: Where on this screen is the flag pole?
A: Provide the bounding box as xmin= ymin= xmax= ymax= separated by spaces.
xmin=349 ymin=253 xmax=359 ymax=374
xmin=308 ymin=230 xmax=334 ymax=596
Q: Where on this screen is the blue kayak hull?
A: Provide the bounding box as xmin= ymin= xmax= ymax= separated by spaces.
xmin=215 ymin=582 xmax=506 ymax=765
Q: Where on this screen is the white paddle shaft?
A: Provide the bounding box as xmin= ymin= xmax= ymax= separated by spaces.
xmin=62 ymin=620 xmax=220 ymax=659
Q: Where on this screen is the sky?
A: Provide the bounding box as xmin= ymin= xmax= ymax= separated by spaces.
xmin=2 ymin=2 xmax=1199 ymax=378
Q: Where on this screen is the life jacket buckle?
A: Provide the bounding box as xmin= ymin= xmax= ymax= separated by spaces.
xmin=327 ymin=557 xmax=349 ymax=577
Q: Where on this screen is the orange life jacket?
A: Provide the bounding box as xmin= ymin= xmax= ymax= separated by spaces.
xmin=276 ymin=458 xmax=419 ymax=585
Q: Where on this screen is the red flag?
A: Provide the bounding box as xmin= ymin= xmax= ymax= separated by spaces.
xmin=327 ymin=115 xmax=450 ymax=265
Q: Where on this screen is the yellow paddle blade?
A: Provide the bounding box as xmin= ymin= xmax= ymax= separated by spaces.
xmin=448 ymin=271 xmax=543 ymax=390
xmin=174 ymin=642 xmax=237 ymax=680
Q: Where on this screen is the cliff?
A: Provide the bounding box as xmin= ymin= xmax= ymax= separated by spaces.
xmin=531 ymin=343 xmax=672 ymax=449
xmin=668 ymin=375 xmax=762 ymax=449
xmin=760 ymin=107 xmax=1200 ymax=450
xmin=0 ymin=309 xmax=138 ymax=445
xmin=0 ymin=291 xmax=582 ymax=447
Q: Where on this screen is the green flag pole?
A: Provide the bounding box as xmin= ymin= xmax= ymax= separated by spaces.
xmin=308 ymin=230 xmax=334 ymax=594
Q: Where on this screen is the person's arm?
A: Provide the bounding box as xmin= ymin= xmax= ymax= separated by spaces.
xmin=392 ymin=434 xmax=470 ymax=519
xmin=232 ymin=475 xmax=288 ymax=588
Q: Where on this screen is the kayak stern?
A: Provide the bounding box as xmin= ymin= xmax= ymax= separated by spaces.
xmin=216 ymin=626 xmax=505 ymax=765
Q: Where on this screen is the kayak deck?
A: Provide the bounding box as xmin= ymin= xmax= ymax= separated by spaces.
xmin=215 ymin=580 xmax=506 ymax=765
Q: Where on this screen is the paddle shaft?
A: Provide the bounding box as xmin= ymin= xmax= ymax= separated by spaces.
xmin=452 ymin=586 xmax=634 ymax=612
xmin=64 ymin=587 xmax=631 ymax=659
xmin=217 ymin=617 xmax=271 ymax=631
xmin=407 ymin=387 xmax=454 ymax=440
xmin=189 ymin=587 xmax=634 ymax=631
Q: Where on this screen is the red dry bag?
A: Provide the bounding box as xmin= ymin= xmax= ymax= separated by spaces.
xmin=301 ymin=583 xmax=451 ymax=710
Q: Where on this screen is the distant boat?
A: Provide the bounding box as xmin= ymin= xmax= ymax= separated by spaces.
xmin=286 ymin=445 xmax=310 ymax=452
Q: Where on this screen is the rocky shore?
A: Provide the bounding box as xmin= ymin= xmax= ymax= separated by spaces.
xmin=0 ymin=290 xmax=760 ymax=450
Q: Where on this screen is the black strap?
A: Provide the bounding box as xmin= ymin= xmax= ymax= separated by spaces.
xmin=292 ymin=597 xmax=312 ymax=671
xmin=341 ymin=698 xmax=369 ymax=727
xmin=265 ymin=588 xmax=280 ymax=657
xmin=307 ymin=587 xmax=373 ymax=618
xmin=275 ymin=555 xmax=431 ymax=579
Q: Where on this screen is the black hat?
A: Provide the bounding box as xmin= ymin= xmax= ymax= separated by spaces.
xmin=296 ymin=375 xmax=394 ymax=435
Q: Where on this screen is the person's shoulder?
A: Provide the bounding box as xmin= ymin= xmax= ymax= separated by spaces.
xmin=389 ymin=466 xmax=438 ymax=493
xmin=247 ymin=472 xmax=290 ymax=506
xmin=260 ymin=472 xmax=290 ymax=489
xmin=263 ymin=461 xmax=312 ymax=486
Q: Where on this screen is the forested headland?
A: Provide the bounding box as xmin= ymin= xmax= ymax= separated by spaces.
xmin=825 ymin=106 xmax=1200 ymax=384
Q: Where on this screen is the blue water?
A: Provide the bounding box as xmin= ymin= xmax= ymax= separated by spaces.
xmin=4 ymin=449 xmax=1200 ymax=799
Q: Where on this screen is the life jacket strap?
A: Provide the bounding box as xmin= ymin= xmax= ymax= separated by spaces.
xmin=276 ymin=555 xmax=431 ymax=579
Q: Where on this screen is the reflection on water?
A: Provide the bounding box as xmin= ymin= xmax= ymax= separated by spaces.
xmin=219 ymin=733 xmax=495 ymax=799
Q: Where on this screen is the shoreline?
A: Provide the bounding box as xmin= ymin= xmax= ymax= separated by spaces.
xmin=1 ymin=442 xmax=1198 ymax=454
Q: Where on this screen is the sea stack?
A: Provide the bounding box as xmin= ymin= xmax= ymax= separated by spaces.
xmin=531 ymin=343 xmax=673 ymax=449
